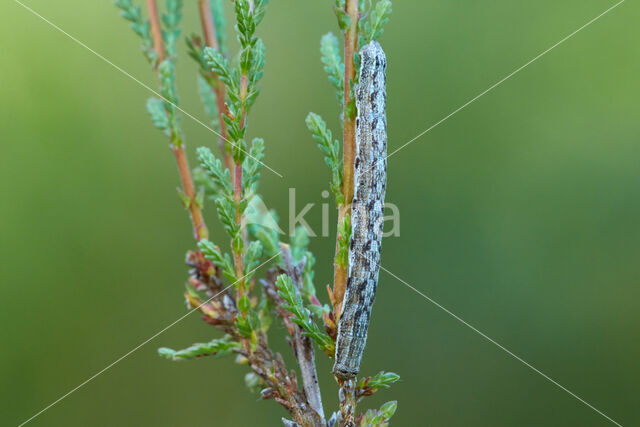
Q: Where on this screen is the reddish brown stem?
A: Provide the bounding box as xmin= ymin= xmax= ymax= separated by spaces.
xmin=146 ymin=0 xmax=166 ymax=65
xmin=333 ymin=0 xmax=359 ymax=318
xmin=342 ymin=0 xmax=359 ymax=205
xmin=198 ymin=0 xmax=234 ymax=172
xmin=198 ymin=0 xmax=219 ymax=51
xmin=146 ymin=0 xmax=208 ymax=241
xmin=174 ymin=146 xmax=209 ymax=241
xmin=233 ymin=162 xmax=244 ymax=296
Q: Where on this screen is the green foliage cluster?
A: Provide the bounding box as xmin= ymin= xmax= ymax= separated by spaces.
xmin=320 ymin=32 xmax=344 ymax=102
xmin=115 ymin=0 xmax=157 ymax=65
xmin=117 ymin=0 xmax=184 ymax=147
xmin=306 ymin=113 xmax=344 ymax=205
xmin=360 ymin=0 xmax=393 ymax=45
xmin=275 ymin=275 xmax=334 ymax=355
xmin=162 ymin=0 xmax=183 ymax=58
xmin=117 ymin=0 xmax=398 ymax=424
xmin=360 ymin=401 xmax=397 ymax=427
xmin=158 ymin=335 xmax=240 ymax=361
xmin=201 ymin=0 xmax=267 ymax=162
xmin=362 ymin=371 xmax=401 ymax=391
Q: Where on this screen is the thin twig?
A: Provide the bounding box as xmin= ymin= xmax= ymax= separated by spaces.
xmin=146 ymin=0 xmax=166 ymax=65
xmin=335 ymin=2 xmax=360 ymax=424
xmin=332 ymin=0 xmax=359 ymax=330
xmin=279 ymin=244 xmax=325 ymax=422
xmin=338 ymin=378 xmax=356 ymax=427
xmin=146 ymin=0 xmax=208 ymax=241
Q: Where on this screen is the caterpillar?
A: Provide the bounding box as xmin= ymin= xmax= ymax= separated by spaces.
xmin=333 ymin=40 xmax=387 ymax=380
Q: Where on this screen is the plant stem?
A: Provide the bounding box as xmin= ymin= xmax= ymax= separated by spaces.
xmin=278 ymin=245 xmax=325 ymax=421
xmin=146 ymin=0 xmax=166 ymax=65
xmin=234 ymin=161 xmax=245 ymax=296
xmin=342 ymin=0 xmax=359 ymax=204
xmin=333 ymin=0 xmax=359 ymax=318
xmin=336 ymin=3 xmax=360 ymax=423
xmin=146 ymin=0 xmax=208 ymax=241
xmin=232 ymin=67 xmax=253 ymax=297
xmin=197 ymin=0 xmax=234 ymax=172
xmin=174 ymin=145 xmax=209 ymax=241
xmin=338 ymin=378 xmax=356 ymax=427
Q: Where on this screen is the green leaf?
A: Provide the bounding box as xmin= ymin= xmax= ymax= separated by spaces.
xmin=334 ymin=6 xmax=351 ymax=33
xmin=360 ymin=400 xmax=397 ymax=426
xmin=358 ymin=371 xmax=400 ymax=393
xmin=157 ymin=60 xmax=182 ymax=146
xmin=249 ymin=220 xmax=281 ymax=261
xmin=275 ymin=275 xmax=334 ymax=355
xmin=216 ymin=196 xmax=240 ymax=239
xmin=203 ymin=47 xmax=237 ymax=93
xmin=235 ymin=309 xmax=261 ymax=343
xmin=234 ymin=0 xmax=255 ymax=49
xmin=176 ymin=188 xmax=190 ymax=208
xmin=197 ymin=147 xmax=233 ymax=198
xmin=242 ymin=138 xmax=265 ymax=196
xmin=238 ymin=295 xmax=251 ymax=314
xmin=114 ymin=0 xmax=157 ymax=65
xmin=305 ymin=112 xmax=344 ymax=205
xmin=162 ymin=0 xmax=183 ymax=58
xmin=369 ymin=371 xmax=400 ymax=389
xmin=210 ymin=0 xmax=228 ymax=54
xmin=244 ymin=240 xmax=263 ymax=282
xmin=380 ymin=401 xmax=397 ymax=419
xmin=336 ymin=213 xmax=351 ymax=268
xmin=301 ymin=250 xmax=319 ymax=301
xmin=158 ymin=335 xmax=239 ymax=361
xmin=198 ymin=239 xmax=236 ymax=282
xmin=362 ymin=0 xmax=392 ymax=44
xmin=320 ymin=32 xmax=344 ymax=103
xmin=186 ymin=36 xmax=208 ymax=73
xmin=146 ymin=97 xmax=169 ymax=136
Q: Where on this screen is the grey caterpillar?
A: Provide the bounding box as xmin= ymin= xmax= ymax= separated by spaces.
xmin=333 ymin=40 xmax=387 ymax=380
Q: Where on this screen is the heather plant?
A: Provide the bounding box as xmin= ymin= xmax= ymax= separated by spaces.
xmin=115 ymin=1 xmax=396 ymax=425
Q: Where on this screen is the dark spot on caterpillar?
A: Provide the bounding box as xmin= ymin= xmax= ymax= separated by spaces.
xmin=356 ymin=278 xmax=369 ymax=293
xmin=355 ymin=156 xmax=360 ymax=169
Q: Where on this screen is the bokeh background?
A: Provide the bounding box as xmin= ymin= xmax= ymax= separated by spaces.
xmin=1 ymin=0 xmax=639 ymax=425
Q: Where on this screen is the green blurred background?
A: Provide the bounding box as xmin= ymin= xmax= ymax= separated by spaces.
xmin=1 ymin=0 xmax=639 ymax=425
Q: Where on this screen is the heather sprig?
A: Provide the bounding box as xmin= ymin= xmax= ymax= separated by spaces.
xmin=275 ymin=274 xmax=335 ymax=356
xmin=158 ymin=336 xmax=239 ymax=361
xmin=321 ymin=32 xmax=345 ymax=102
xmin=114 ymin=0 xmax=157 ymax=65
xmin=116 ymin=0 xmax=397 ymax=424
xmin=306 ymin=112 xmax=344 ymax=205
xmin=360 ymin=401 xmax=398 ymax=426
